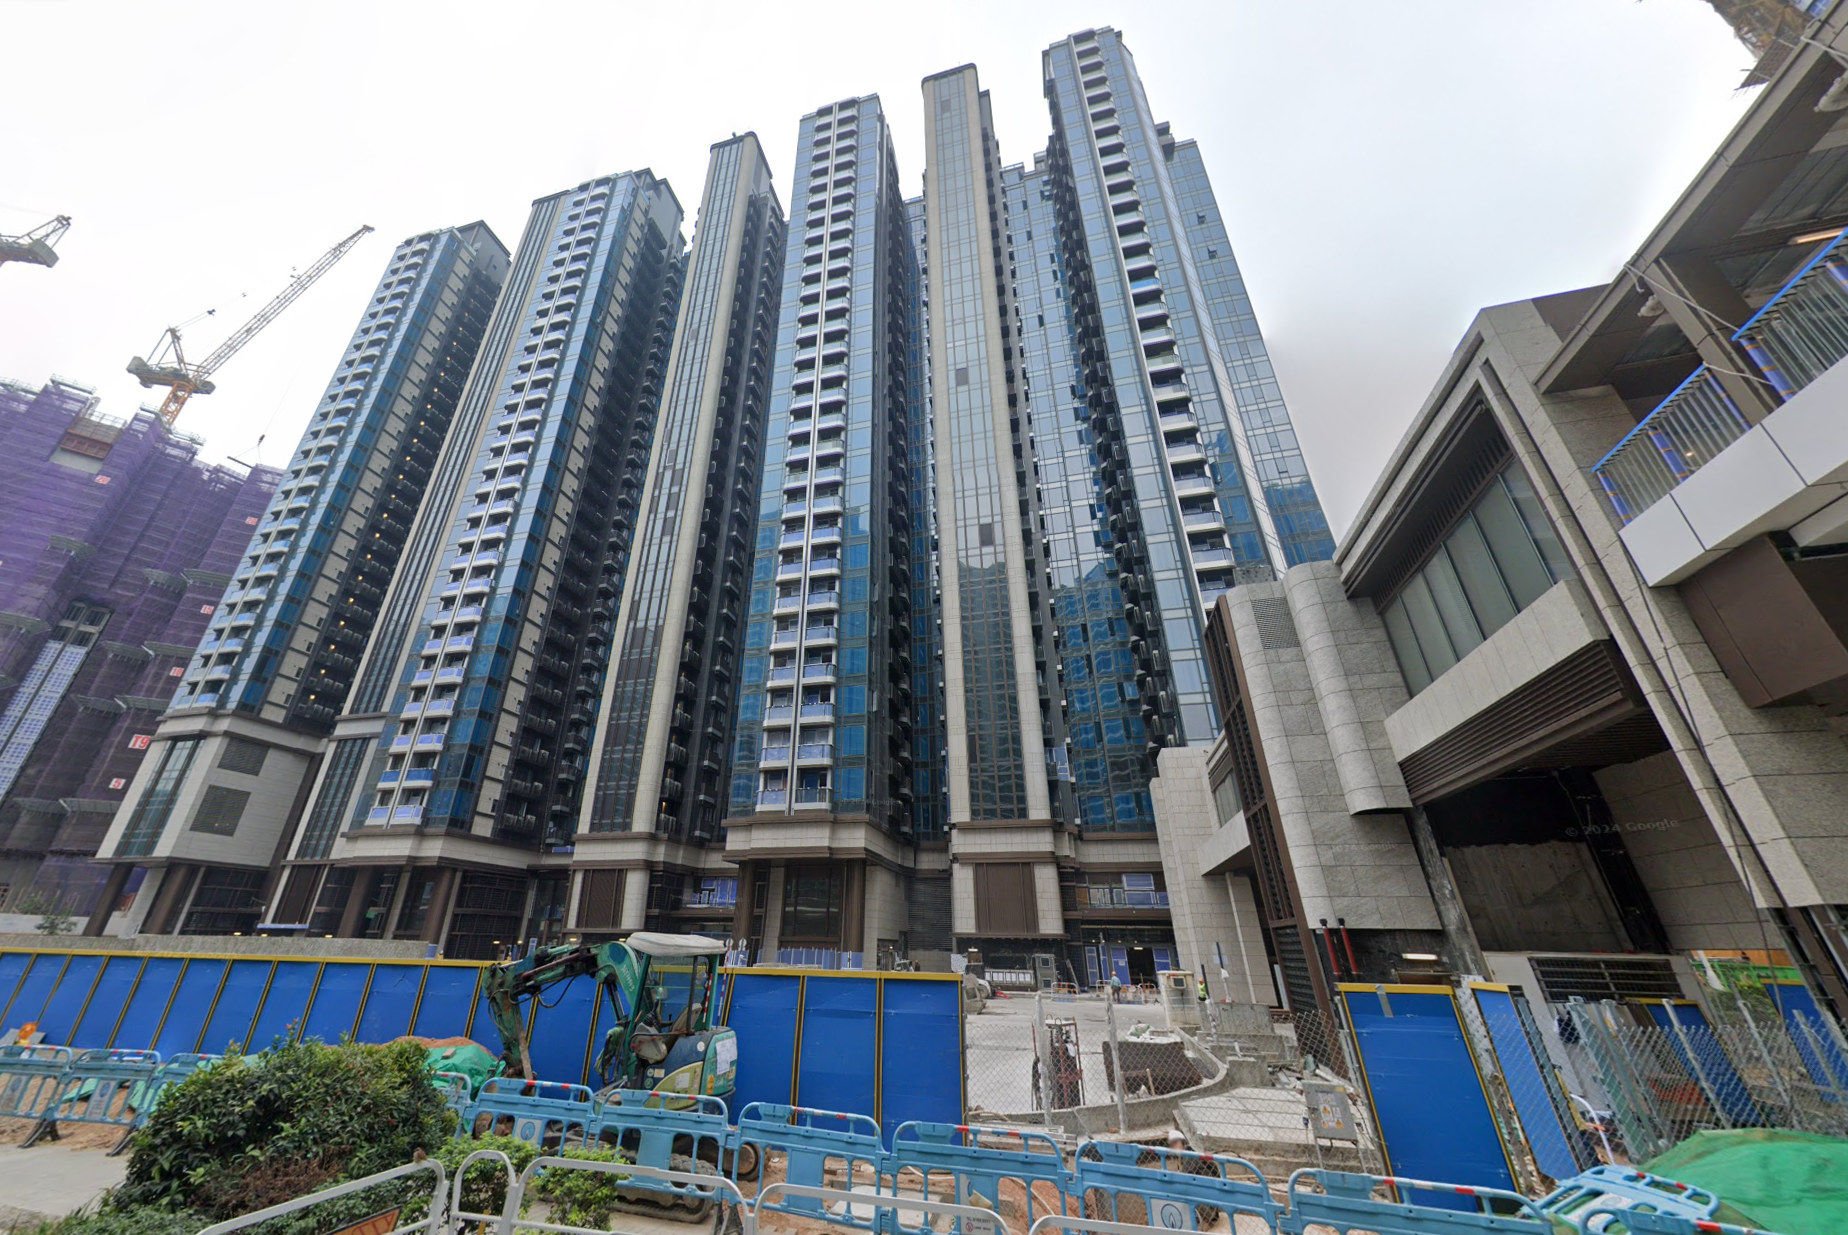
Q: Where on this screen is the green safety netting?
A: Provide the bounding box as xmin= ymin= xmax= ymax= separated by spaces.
xmin=1644 ymin=1128 xmax=1848 ymax=1235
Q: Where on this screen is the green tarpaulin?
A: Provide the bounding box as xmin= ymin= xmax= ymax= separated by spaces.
xmin=1644 ymin=1128 xmax=1848 ymax=1235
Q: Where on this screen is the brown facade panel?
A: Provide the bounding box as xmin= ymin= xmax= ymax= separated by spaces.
xmin=575 ymin=868 xmax=623 ymax=930
xmin=1678 ymin=536 xmax=1848 ymax=707
xmin=973 ymin=862 xmax=1038 ymax=936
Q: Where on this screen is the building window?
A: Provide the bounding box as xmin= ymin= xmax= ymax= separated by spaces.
xmin=780 ymin=864 xmax=842 ymax=941
xmin=1379 ymin=463 xmax=1574 ymax=694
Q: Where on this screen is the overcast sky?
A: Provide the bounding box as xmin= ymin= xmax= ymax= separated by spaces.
xmin=0 ymin=0 xmax=1756 ymax=536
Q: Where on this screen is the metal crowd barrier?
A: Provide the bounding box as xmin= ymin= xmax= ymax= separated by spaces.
xmin=193 ymin=1158 xmax=449 ymax=1235
xmin=1537 ymin=1163 xmax=1721 ymax=1228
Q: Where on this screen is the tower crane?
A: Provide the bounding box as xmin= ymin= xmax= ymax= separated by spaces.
xmin=128 ymin=223 xmax=373 ymax=428
xmin=0 ymin=215 xmax=72 ymax=269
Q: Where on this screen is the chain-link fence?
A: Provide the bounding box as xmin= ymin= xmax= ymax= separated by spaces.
xmin=1559 ymin=991 xmax=1848 ymax=1163
xmin=961 ymin=988 xmax=1382 ymax=1183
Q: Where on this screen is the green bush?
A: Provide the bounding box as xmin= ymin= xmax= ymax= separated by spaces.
xmin=9 ymin=1208 xmax=206 ymax=1235
xmin=113 ymin=1037 xmax=454 ymax=1221
xmin=427 ymin=1133 xmax=540 ymax=1219
xmin=527 ymin=1145 xmax=630 ymax=1228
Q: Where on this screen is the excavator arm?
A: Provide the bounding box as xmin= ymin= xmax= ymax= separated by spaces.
xmin=481 ymin=941 xmax=645 ymax=1083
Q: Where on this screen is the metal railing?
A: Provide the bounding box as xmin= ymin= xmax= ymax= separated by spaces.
xmin=1736 ymin=228 xmax=1848 ymax=399
xmin=1591 ymin=367 xmax=1750 ymax=524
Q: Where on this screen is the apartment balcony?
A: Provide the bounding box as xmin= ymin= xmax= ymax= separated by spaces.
xmin=794 ymin=786 xmax=829 ymax=806
xmin=764 ymin=705 xmax=796 ymax=726
xmin=802 ymin=661 xmax=837 ymax=682
xmin=807 ymin=556 xmax=841 ymax=575
xmin=416 ymin=732 xmax=444 ymax=749
xmin=423 ymin=698 xmax=456 ymax=717
xmin=392 ymin=804 xmax=425 ymax=823
xmin=774 ymin=594 xmax=803 ymax=615
xmin=756 ymin=789 xmax=788 ymax=809
xmin=401 ymin=768 xmax=435 ymax=786
xmin=812 ymin=465 xmax=845 ymax=487
xmin=760 ymin=744 xmax=792 ymax=763
xmin=811 ymin=494 xmax=844 ymax=514
xmin=1190 ymin=546 xmax=1236 ymax=569
xmin=1165 ymin=440 xmax=1206 ymax=466
xmin=809 ymin=524 xmax=842 ymax=545
xmin=1182 ymin=508 xmax=1226 ymax=532
xmin=795 ymin=742 xmax=833 ymax=763
xmin=783 ymin=501 xmax=809 ymax=520
xmin=777 ymin=560 xmax=806 ymax=581
xmin=803 ymin=624 xmax=838 ymax=645
xmin=1592 ymin=368 xmax=1749 ymax=526
xmin=780 ymin=530 xmax=808 ymax=549
xmin=1173 ymin=473 xmax=1215 ymax=499
xmin=771 ymin=629 xmax=801 ymax=649
xmin=805 ymin=590 xmax=840 ymax=609
xmin=799 ymin=702 xmax=834 ymax=721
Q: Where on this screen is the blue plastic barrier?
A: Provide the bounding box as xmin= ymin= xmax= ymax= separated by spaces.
xmin=734 ymin=1102 xmax=885 ymax=1222
xmin=1580 ymin=1209 xmax=1771 ymax=1235
xmin=33 ymin=1048 xmax=165 ymax=1150
xmin=1072 ymin=1139 xmax=1277 ymax=1231
xmin=1537 ymin=1164 xmax=1721 ymax=1230
xmin=1282 ymin=1168 xmax=1550 ymax=1234
xmin=432 ymin=1070 xmax=475 ymax=1122
xmin=586 ymin=1089 xmax=733 ymax=1207
xmin=466 ymin=1076 xmax=595 ymax=1148
xmin=0 ymin=1044 xmax=74 ymax=1124
xmin=888 ymin=1121 xmax=1072 ymax=1232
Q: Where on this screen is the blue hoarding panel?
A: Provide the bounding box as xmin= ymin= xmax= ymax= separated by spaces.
xmin=36 ymin=954 xmax=103 ymax=1046
xmin=249 ymin=962 xmax=319 ymax=1049
xmin=0 ymin=952 xmax=36 ymax=1025
xmin=796 ymin=976 xmax=877 ymax=1118
xmin=725 ymin=973 xmax=801 ymax=1113
xmin=1767 ymin=981 xmax=1848 ymax=1092
xmin=356 ymin=964 xmax=423 ymax=1044
xmin=300 ymin=963 xmax=370 ymax=1044
xmin=3 ymin=954 xmax=67 ymax=1030
xmin=1646 ymin=1002 xmax=1762 ymax=1126
xmin=199 ymin=960 xmax=273 ymax=1053
xmin=411 ymin=966 xmax=480 ymax=1039
xmin=1472 ymin=986 xmax=1583 ymax=1180
xmin=1343 ymin=986 xmax=1515 ymax=1208
xmin=112 ymin=957 xmax=184 ymax=1048
xmin=528 ymin=973 xmax=598 ymax=1086
xmin=878 ymin=978 xmax=962 ymax=1131
xmin=71 ymin=956 xmax=144 ymax=1049
xmin=466 ymin=980 xmax=498 ymax=1047
xmin=154 ymin=959 xmax=228 ymax=1057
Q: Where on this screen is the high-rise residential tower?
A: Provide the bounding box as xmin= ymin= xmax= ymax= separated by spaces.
xmin=88 ymin=226 xmax=509 ymax=933
xmin=921 ymin=66 xmax=1068 ymax=950
xmin=0 ymin=378 xmax=279 ymax=920
xmin=904 ymin=30 xmax=1335 ymax=981
xmin=266 ymin=172 xmax=685 ymax=955
xmin=723 ymin=96 xmax=924 ymax=959
xmin=576 ymin=135 xmax=786 ymax=938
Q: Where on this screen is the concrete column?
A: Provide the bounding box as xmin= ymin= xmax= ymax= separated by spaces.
xmin=82 ymin=865 xmax=134 ymax=936
xmin=620 ymin=869 xmax=650 ymax=931
xmin=336 ymin=868 xmax=377 ymax=938
xmin=143 ymin=863 xmax=198 ymax=935
xmin=420 ymin=867 xmax=460 ymax=945
xmin=843 ymin=862 xmax=865 ymax=952
xmin=1648 ymin=255 xmax=1780 ymax=423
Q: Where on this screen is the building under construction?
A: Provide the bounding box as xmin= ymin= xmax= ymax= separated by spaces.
xmin=0 ymin=377 xmax=279 ymax=916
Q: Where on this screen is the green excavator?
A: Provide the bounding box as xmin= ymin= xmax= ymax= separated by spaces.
xmin=435 ymin=932 xmax=738 ymax=1100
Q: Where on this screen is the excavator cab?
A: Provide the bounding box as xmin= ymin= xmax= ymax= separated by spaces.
xmin=481 ymin=931 xmax=738 ymax=1100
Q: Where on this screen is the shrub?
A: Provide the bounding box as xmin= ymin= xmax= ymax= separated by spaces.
xmin=9 ymin=1207 xmax=205 ymax=1235
xmin=527 ymin=1145 xmax=631 ymax=1228
xmin=428 ymin=1133 xmax=540 ymax=1219
xmin=114 ymin=1037 xmax=453 ymax=1221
